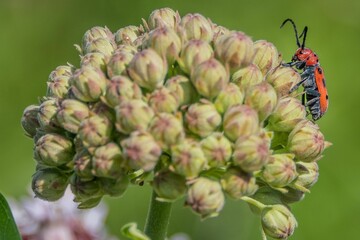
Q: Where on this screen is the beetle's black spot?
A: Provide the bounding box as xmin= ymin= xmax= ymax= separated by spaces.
xmin=317 ymin=68 xmax=323 ymax=74
xmin=316 ymin=59 xmax=319 ymax=62
xmin=322 ymin=78 xmax=326 ymax=87
xmin=326 ymin=95 xmax=329 ymax=100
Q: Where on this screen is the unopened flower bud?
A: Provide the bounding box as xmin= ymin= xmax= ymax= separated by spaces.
xmin=116 ymin=44 xmax=138 ymax=55
xmin=37 ymin=98 xmax=60 ymax=131
xmin=266 ymin=66 xmax=301 ymax=97
xmin=268 ymin=97 xmax=306 ymax=132
xmin=48 ymin=65 xmax=73 ymax=82
xmin=180 ymin=13 xmax=213 ymax=42
xmin=127 ymin=48 xmax=167 ymax=91
xmin=214 ymin=83 xmax=244 ymax=114
xmin=114 ymin=25 xmax=141 ymax=45
xmin=185 ymin=177 xmax=224 ymax=219
xmin=253 ymin=40 xmax=279 ymax=74
xmin=148 ymin=8 xmax=180 ymax=29
xmin=200 ymin=132 xmax=232 ymax=168
xmin=32 ymin=168 xmax=69 ymax=201
xmin=191 ymin=58 xmax=228 ymax=99
xmin=178 ymin=39 xmax=213 ymax=74
xmin=165 ymin=75 xmax=198 ymax=105
xmin=152 ymin=169 xmax=187 ymax=202
xmin=70 ymin=174 xmax=103 ymax=202
xmin=261 ymin=204 xmax=297 ymax=239
xmin=83 ymin=38 xmax=116 ymax=57
xmin=70 ymin=66 xmax=107 ymax=102
xmin=185 ymin=101 xmax=221 ymax=138
xmin=46 ymin=76 xmax=70 ymax=99
xmin=232 ymin=64 xmax=263 ymax=92
xmin=121 ymin=131 xmax=162 ymax=172
xmin=221 ymin=167 xmax=258 ymax=199
xmin=280 ymin=187 xmax=305 ymax=204
xmin=115 ymin=99 xmax=154 ymax=134
xmin=212 ymin=24 xmax=230 ymax=45
xmin=34 ymin=133 xmax=74 ymax=166
xmin=90 ymin=102 xmax=116 ymax=123
xmin=215 ymin=31 xmax=254 ymax=72
xmin=261 ymin=154 xmax=297 ymax=188
xmin=56 ymin=99 xmax=90 ymax=133
xmin=82 ymin=26 xmax=114 ymax=49
xmin=78 ymin=115 xmax=113 ymax=149
xmin=21 ymin=105 xmax=40 ymax=138
xmin=223 ymin=104 xmax=259 ymax=142
xmin=73 ymin=149 xmax=93 ymax=181
xmin=148 ymin=87 xmax=180 ymax=113
xmin=99 ymin=174 xmax=129 ymax=197
xmin=245 ymin=82 xmax=278 ymax=122
xmin=293 ymin=161 xmax=319 ymax=190
xmin=80 ymin=52 xmax=107 ymax=73
xmin=106 ymin=50 xmax=134 ymax=78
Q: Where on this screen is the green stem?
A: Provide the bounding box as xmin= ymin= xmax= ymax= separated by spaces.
xmin=144 ymin=190 xmax=173 ymax=240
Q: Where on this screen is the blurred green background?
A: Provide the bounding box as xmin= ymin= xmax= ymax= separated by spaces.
xmin=0 ymin=0 xmax=358 ymax=239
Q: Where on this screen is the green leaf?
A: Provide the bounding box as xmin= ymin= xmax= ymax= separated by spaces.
xmin=121 ymin=222 xmax=150 ymax=240
xmin=0 ymin=193 xmax=21 ymax=240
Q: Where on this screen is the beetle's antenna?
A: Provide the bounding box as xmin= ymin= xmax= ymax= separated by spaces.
xmin=299 ymin=26 xmax=308 ymax=49
xmin=281 ymin=18 xmax=300 ymax=48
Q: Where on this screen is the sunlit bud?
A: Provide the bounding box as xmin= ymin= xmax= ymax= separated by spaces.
xmin=252 ymin=40 xmax=279 ymax=74
xmin=223 ymin=104 xmax=259 ymax=142
xmin=99 ymin=174 xmax=129 ymax=197
xmin=73 ymin=149 xmax=93 ymax=181
xmin=214 ymin=83 xmax=244 ymax=114
xmin=180 ymin=13 xmax=214 ymax=42
xmin=244 ymin=82 xmax=278 ymax=122
xmin=32 ymin=168 xmax=69 ymax=201
xmin=165 ymin=75 xmax=198 ymax=105
xmin=215 ymin=31 xmax=254 ymax=72
xmin=83 ymin=37 xmax=116 ymax=57
xmin=261 ymin=154 xmax=297 ymax=188
xmin=127 ymin=48 xmax=167 ymax=91
xmin=266 ymin=66 xmax=301 ymax=97
xmin=114 ymin=25 xmax=141 ymax=45
xmin=106 ymin=50 xmax=134 ymax=78
xmin=178 ymin=39 xmax=213 ymax=74
xmin=82 ymin=26 xmax=114 ymax=49
xmin=48 ymin=65 xmax=73 ymax=82
xmin=185 ymin=100 xmax=221 ymax=138
xmin=70 ymin=174 xmax=103 ymax=202
xmin=221 ymin=166 xmax=258 ymax=199
xmin=37 ymin=98 xmax=60 ymax=131
xmin=190 ymin=58 xmax=228 ymax=99
xmin=152 ymin=169 xmax=187 ymax=202
xmin=115 ymin=99 xmax=154 ymax=134
xmin=121 ymin=131 xmax=162 ymax=172
xmin=116 ymin=44 xmax=138 ymax=55
xmin=185 ymin=177 xmax=225 ymax=219
xmin=46 ymin=76 xmax=70 ymax=99
xmin=293 ymin=161 xmax=319 ymax=190
xmin=261 ymin=204 xmax=297 ymax=239
xmin=34 ymin=133 xmax=74 ymax=166
xmin=78 ymin=115 xmax=113 ymax=149
xmin=268 ymin=97 xmax=306 ymax=132
xmin=56 ymin=99 xmax=89 ymax=133
xmin=212 ymin=24 xmax=230 ymax=45
xmin=21 ymin=105 xmax=40 ymax=138
xmin=148 ymin=87 xmax=180 ymax=113
xmin=148 ymin=8 xmax=180 ymax=29
xmin=200 ymin=132 xmax=232 ymax=168
xmin=148 ymin=113 xmax=185 ymax=150
xmin=80 ymin=52 xmax=107 ymax=73
xmin=70 ymin=66 xmax=107 ymax=102
xmin=231 ymin=64 xmax=263 ymax=92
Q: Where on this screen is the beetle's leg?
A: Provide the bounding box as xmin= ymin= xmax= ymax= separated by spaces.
xmin=289 ymin=77 xmax=308 ymax=93
xmin=306 ymin=89 xmax=320 ymax=97
xmin=305 ymin=97 xmax=320 ymax=106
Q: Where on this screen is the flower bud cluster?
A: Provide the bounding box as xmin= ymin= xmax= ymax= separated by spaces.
xmin=21 ymin=7 xmax=331 ymax=238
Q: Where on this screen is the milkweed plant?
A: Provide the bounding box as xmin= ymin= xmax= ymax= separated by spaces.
xmin=21 ymin=8 xmax=331 ymax=240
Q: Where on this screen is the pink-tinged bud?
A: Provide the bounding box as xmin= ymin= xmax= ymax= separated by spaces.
xmin=215 ymin=31 xmax=254 ymax=72
xmin=48 ymin=65 xmax=73 ymax=82
xmin=170 ymin=139 xmax=206 ymax=179
xmin=70 ymin=66 xmax=107 ymax=102
xmin=232 ymin=64 xmax=263 ymax=92
xmin=78 ymin=115 xmax=113 ymax=149
xmin=148 ymin=87 xmax=180 ymax=113
xmin=178 ymin=39 xmax=213 ymax=74
xmin=148 ymin=8 xmax=180 ymax=29
xmin=106 ymin=50 xmax=134 ymax=78
xmin=191 ymin=58 xmax=228 ymax=99
xmin=82 ymin=26 xmax=114 ymax=49
xmin=73 ymin=149 xmax=93 ymax=181
xmin=292 ymin=161 xmax=319 ymax=190
xmin=56 ymin=99 xmax=90 ymax=134
xmin=165 ymin=75 xmax=198 ymax=105
xmin=268 ymin=97 xmax=306 ymax=132
xmin=185 ymin=100 xmax=221 ymax=138
xmin=244 ymin=82 xmax=278 ymax=122
xmin=115 ymin=99 xmax=154 ymax=134
xmin=80 ymin=52 xmax=107 ymax=73
xmin=221 ymin=167 xmax=258 ymax=199
xmin=46 ymin=76 xmax=70 ymax=99
xmin=261 ymin=153 xmax=297 ymax=188
xmin=104 ymin=75 xmax=142 ymax=108
xmin=99 ymin=174 xmax=129 ymax=197
xmin=214 ymin=83 xmax=244 ymax=114
xmin=185 ymin=177 xmax=225 ymax=219
xmin=83 ymin=37 xmax=116 ymax=57
xmin=252 ymin=40 xmax=279 ymax=74
xmin=266 ymin=66 xmax=301 ymax=97
xmin=91 ymin=102 xmax=116 ymax=123
xmin=148 ymin=113 xmax=185 ymax=150
xmin=287 ymin=120 xmax=327 ymax=162
xmin=127 ymin=48 xmax=167 ymax=91
xmin=223 ymin=104 xmax=259 ymax=142
xmin=114 ymin=25 xmax=142 ymax=45
xmin=212 ymin=24 xmax=230 ymax=45
xmin=152 ymin=169 xmax=187 ymax=202
xmin=116 ymin=44 xmax=138 ymax=55
xmin=180 ymin=13 xmax=214 ymax=42
xmin=121 ymin=131 xmax=162 ymax=172
xmin=37 ymin=98 xmax=60 ymax=131
xmin=21 ymin=105 xmax=40 ymax=138
xmin=34 ymin=133 xmax=74 ymax=166
xmin=200 ymin=132 xmax=232 ymax=168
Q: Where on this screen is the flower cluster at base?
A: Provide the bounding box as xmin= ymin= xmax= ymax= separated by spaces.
xmin=21 ymin=8 xmax=331 ymax=239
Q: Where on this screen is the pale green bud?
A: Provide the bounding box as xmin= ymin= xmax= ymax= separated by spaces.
xmin=100 ymin=174 xmax=129 ymax=197
xmin=180 ymin=13 xmax=213 ymax=43
xmin=165 ymin=75 xmax=198 ymax=106
xmin=148 ymin=8 xmax=180 ymax=29
xmin=127 ymin=48 xmax=167 ymax=91
xmin=121 ymin=131 xmax=162 ymax=172
xmin=73 ymin=149 xmax=93 ymax=180
xmin=185 ymin=100 xmax=221 ymax=138
xmin=90 ymin=102 xmax=116 ymax=123
xmin=152 ymin=169 xmax=186 ymax=202
xmin=46 ymin=76 xmax=70 ymax=99
xmin=178 ymin=39 xmax=213 ymax=74
xmin=215 ymin=31 xmax=254 ymax=73
xmin=116 ymin=44 xmax=138 ymax=55
xmin=232 ymin=64 xmax=263 ymax=92
xmin=185 ymin=177 xmax=225 ymax=219
xmin=200 ymin=132 xmax=232 ymax=168
xmin=82 ymin=26 xmax=114 ymax=49
xmin=293 ymin=161 xmax=319 ymax=190
xmin=114 ymin=25 xmax=142 ymax=45
xmin=56 ymin=99 xmax=90 ymax=134
xmin=78 ymin=115 xmax=113 ymax=149
xmin=280 ymin=188 xmax=305 ymax=204
xmin=214 ymin=83 xmax=244 ymax=114
xmin=115 ymin=99 xmax=154 ymax=134
xmin=106 ymin=50 xmax=134 ymax=78
xmin=70 ymin=174 xmax=103 ymax=202
xmin=21 ymin=105 xmax=40 ymax=138
xmin=80 ymin=52 xmax=107 ymax=73
xmin=148 ymin=87 xmax=179 ymax=113
xmin=212 ymin=24 xmax=230 ymax=45
xmin=48 ymin=65 xmax=73 ymax=82
xmin=253 ymin=40 xmax=279 ymax=74
xmin=32 ymin=168 xmax=69 ymax=201
xmin=70 ymin=66 xmax=107 ymax=102
xmin=221 ymin=167 xmax=258 ymax=199
xmin=171 ymin=139 xmax=206 ymax=178
xmin=223 ymin=104 xmax=259 ymax=142
xmin=34 ymin=133 xmax=74 ymax=166
xmin=266 ymin=66 xmax=301 ymax=97
xmin=244 ymin=82 xmax=278 ymax=122
xmin=83 ymin=37 xmax=116 ymax=57
xmin=37 ymin=98 xmax=60 ymax=131
xmin=190 ymin=58 xmax=228 ymax=99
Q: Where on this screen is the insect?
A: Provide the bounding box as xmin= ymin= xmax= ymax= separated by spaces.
xmin=280 ymin=18 xmax=328 ymax=121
